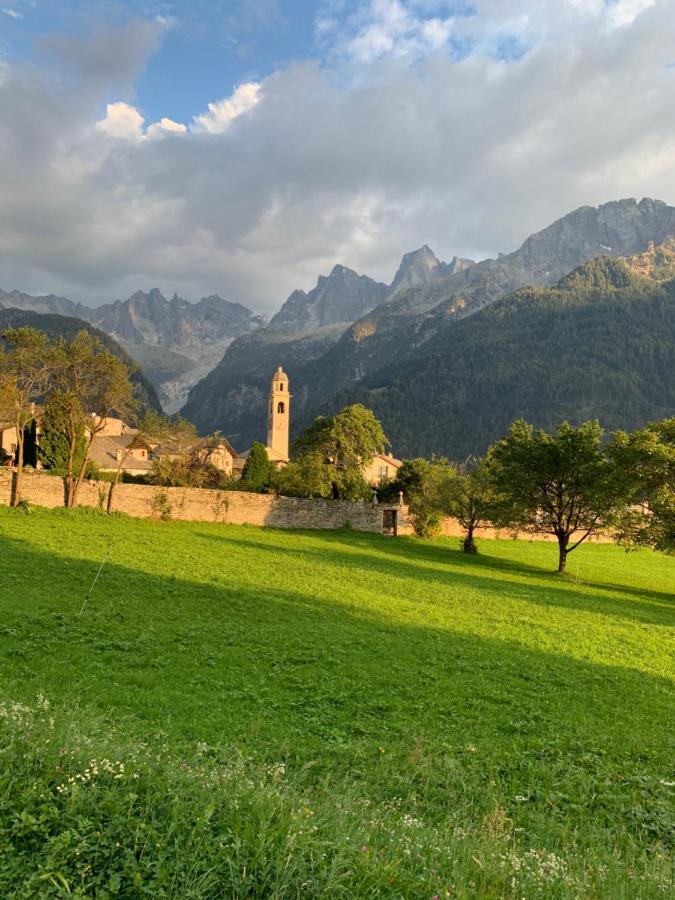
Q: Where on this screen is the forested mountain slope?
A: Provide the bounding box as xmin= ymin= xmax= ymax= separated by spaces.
xmin=0 ymin=309 xmax=162 ymax=416
xmin=184 ymin=197 xmax=675 ymax=446
xmin=322 ymin=254 xmax=675 ymax=458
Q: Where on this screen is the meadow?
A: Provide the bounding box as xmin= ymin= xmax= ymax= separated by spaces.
xmin=0 ymin=505 xmax=673 ymax=897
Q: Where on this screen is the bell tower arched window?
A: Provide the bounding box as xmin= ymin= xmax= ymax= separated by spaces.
xmin=277 ymin=401 xmax=285 ymax=414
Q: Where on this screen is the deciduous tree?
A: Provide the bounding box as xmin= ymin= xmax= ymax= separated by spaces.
xmin=292 ymin=404 xmax=387 ymax=501
xmin=489 ymin=420 xmax=627 ymax=573
xmin=435 ymin=457 xmax=495 ymax=553
xmin=0 ymin=328 xmax=56 ymax=505
xmin=51 ymin=332 xmax=134 ymax=507
xmin=610 ymin=418 xmax=675 ymax=553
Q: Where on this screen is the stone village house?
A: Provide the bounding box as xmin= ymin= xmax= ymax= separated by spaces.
xmin=91 ymin=366 xmax=402 ymax=487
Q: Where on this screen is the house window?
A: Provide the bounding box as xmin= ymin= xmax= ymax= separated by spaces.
xmin=141 ymin=450 xmax=146 ymax=458
xmin=277 ymin=401 xmax=285 ymax=414
xmin=378 ymin=465 xmax=388 ymax=478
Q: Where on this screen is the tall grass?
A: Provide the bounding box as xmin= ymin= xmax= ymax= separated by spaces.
xmin=1 ymin=698 xmax=672 ymax=898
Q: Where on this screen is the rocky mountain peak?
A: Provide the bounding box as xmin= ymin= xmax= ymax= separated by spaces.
xmin=513 ymin=197 xmax=675 ymax=282
xmin=389 ymin=245 xmax=447 ymax=294
xmin=268 ymin=266 xmax=388 ymax=334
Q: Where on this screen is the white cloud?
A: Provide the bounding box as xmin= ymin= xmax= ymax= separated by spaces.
xmin=95 ymin=102 xmax=145 ymax=140
xmin=192 ymin=82 xmax=262 ymax=134
xmin=96 ymin=105 xmax=187 ymax=141
xmin=2 ymin=7 xmax=22 ymax=19
xmin=1 ymin=3 xmax=675 ymax=311
xmin=146 ymin=117 xmax=188 ymax=139
xmin=338 ymin=0 xmax=457 ymax=63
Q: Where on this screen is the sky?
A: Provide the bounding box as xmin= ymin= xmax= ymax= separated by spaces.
xmin=0 ymin=0 xmax=674 ymax=311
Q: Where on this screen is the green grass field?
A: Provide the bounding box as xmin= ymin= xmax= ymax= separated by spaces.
xmin=0 ymin=506 xmax=673 ymax=897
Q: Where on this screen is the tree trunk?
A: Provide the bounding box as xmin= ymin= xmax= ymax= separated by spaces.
xmin=106 ymin=473 xmax=121 ymax=514
xmin=71 ymin=435 xmax=94 ymax=509
xmin=10 ymin=432 xmax=24 ymax=507
xmin=557 ymin=536 xmax=568 ymax=574
xmin=463 ymin=525 xmax=478 ymax=554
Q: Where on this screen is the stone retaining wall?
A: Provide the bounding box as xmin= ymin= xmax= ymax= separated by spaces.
xmin=0 ymin=470 xmax=408 ymax=534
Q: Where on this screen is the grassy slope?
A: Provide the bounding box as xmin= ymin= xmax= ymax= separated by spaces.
xmin=0 ymin=507 xmax=673 ymax=897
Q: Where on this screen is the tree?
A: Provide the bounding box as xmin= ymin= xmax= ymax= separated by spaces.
xmin=389 ymin=458 xmax=444 ymax=538
xmin=241 ymin=442 xmax=273 ymax=492
xmin=0 ymin=328 xmax=56 ymax=506
xmin=609 ymin=418 xmax=675 ymax=553
xmin=274 ymin=453 xmax=333 ymax=499
xmin=51 ymin=332 xmax=135 ymax=507
xmin=489 ymin=420 xmax=627 ymax=574
xmin=435 ymin=457 xmax=495 ymax=553
xmin=293 ymin=404 xmax=388 ymax=500
xmin=38 ymin=397 xmax=86 ymax=477
xmin=106 ymin=413 xmax=197 ymax=513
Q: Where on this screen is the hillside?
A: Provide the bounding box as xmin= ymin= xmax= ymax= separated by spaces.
xmin=323 ymin=254 xmax=675 ymax=457
xmin=0 ymin=288 xmax=262 ymax=414
xmin=0 ymin=508 xmax=672 ymax=895
xmin=184 ymin=197 xmax=675 ymax=446
xmin=0 ymin=309 xmax=162 ymax=416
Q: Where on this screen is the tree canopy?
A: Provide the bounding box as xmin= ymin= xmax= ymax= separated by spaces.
xmin=488 ymin=420 xmax=628 ymax=573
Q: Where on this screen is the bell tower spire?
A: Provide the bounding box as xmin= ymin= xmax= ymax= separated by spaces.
xmin=267 ymin=366 xmax=290 ymax=461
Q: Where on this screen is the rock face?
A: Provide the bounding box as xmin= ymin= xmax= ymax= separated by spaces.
xmin=267 ymin=266 xmax=389 ymax=334
xmin=183 ymin=197 xmax=675 ymax=449
xmin=0 ymin=288 xmax=262 ymax=414
xmin=88 ymin=290 xmax=260 ymax=348
xmin=0 ymin=289 xmax=80 ymax=318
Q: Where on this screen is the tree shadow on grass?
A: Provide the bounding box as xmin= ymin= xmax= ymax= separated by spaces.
xmin=196 ymin=529 xmax=675 ymax=628
xmin=0 ymin=534 xmax=672 ymax=787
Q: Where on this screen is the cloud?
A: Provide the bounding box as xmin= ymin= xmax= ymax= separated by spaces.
xmin=95 ymin=104 xmax=188 ymax=142
xmin=2 ymin=8 xmax=22 ymax=19
xmin=96 ymin=102 xmax=145 ymax=140
xmin=191 ymin=82 xmax=262 ymax=134
xmin=0 ymin=2 xmax=675 ymax=313
xmin=146 ymin=117 xmax=188 ymax=139
xmin=38 ymin=19 xmax=162 ymax=87
xmin=329 ymin=0 xmax=459 ymax=64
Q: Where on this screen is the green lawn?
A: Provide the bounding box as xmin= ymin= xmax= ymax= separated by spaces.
xmin=0 ymin=506 xmax=673 ymax=897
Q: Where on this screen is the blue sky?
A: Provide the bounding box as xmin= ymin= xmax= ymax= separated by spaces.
xmin=0 ymin=1 xmax=673 ymax=308
xmin=1 ymin=1 xmax=485 ymax=123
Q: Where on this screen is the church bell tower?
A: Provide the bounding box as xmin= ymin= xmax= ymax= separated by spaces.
xmin=267 ymin=366 xmax=290 ymax=461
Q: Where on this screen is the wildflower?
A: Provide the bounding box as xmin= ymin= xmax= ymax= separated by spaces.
xmin=378 ymin=746 xmax=385 ymax=754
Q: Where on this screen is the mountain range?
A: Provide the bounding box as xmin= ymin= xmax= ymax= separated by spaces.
xmin=326 ymin=245 xmax=675 ymax=457
xmin=181 ymin=197 xmax=675 ymax=452
xmin=3 ymin=196 xmax=674 ymax=456
xmin=0 ymin=288 xmax=263 ymax=413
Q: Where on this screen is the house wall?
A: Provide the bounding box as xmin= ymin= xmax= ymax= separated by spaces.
xmin=0 ymin=470 xmax=407 ymax=533
xmin=362 ymin=455 xmax=401 ymax=486
xmin=0 ymin=426 xmax=19 ymax=456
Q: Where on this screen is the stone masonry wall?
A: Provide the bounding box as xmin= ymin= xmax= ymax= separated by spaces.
xmin=0 ymin=471 xmax=406 ymax=533
xmin=0 ymin=470 xmax=610 ymax=542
